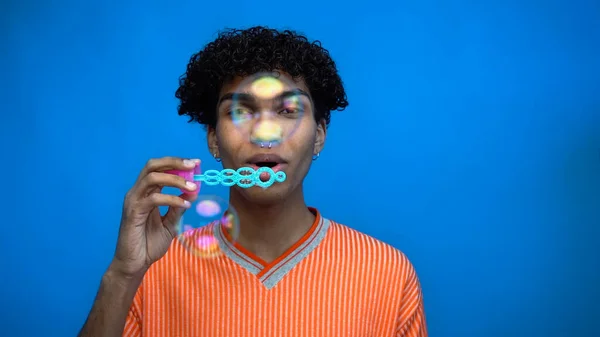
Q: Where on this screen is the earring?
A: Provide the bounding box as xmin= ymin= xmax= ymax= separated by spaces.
xmin=312 ymin=152 xmax=320 ymax=161
xmin=214 ymin=153 xmax=222 ymax=162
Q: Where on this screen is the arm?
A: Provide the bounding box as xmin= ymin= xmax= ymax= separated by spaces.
xmin=78 ymin=263 xmax=143 ymax=337
xmin=395 ymin=262 xmax=427 ymax=337
xmin=78 ymin=157 xmax=198 ymax=337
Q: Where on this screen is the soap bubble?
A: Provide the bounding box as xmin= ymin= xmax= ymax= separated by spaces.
xmin=228 ymin=72 xmax=307 ymax=148
xmin=176 ymin=195 xmax=239 ymax=258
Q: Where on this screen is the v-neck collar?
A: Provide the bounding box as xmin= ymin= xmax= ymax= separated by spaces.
xmin=214 ymin=208 xmax=331 ymax=289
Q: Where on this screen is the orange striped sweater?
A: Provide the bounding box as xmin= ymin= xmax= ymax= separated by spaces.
xmin=123 ymin=208 xmax=427 ymax=336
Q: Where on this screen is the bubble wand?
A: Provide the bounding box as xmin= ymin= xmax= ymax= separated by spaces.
xmin=166 ymin=162 xmax=286 ymax=194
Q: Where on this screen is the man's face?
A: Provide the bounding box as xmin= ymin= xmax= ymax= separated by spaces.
xmin=208 ymin=72 xmax=326 ymax=204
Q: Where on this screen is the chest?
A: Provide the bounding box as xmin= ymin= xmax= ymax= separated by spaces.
xmin=141 ymin=269 xmax=396 ymax=337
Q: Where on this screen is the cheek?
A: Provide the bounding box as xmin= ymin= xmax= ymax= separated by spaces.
xmin=292 ymin=140 xmax=317 ymax=180
xmin=217 ymin=122 xmax=246 ymax=154
xmin=286 ymin=119 xmax=317 ymax=153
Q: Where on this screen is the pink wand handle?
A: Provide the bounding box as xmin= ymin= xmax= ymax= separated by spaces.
xmin=165 ymin=161 xmax=201 ymax=195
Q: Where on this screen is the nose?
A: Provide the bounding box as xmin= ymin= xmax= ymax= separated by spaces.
xmin=250 ymin=116 xmax=283 ymax=148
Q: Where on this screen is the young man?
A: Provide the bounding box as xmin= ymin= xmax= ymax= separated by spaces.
xmin=78 ymin=26 xmax=427 ymax=337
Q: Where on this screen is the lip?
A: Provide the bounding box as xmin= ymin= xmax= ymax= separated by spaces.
xmin=246 ymin=153 xmax=287 ymax=165
xmin=247 ymin=163 xmax=287 ymax=172
xmin=245 ymin=154 xmax=288 ymax=173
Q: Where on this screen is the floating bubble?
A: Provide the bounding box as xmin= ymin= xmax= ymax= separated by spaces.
xmin=229 ymin=72 xmax=307 ymax=148
xmin=196 ymin=199 xmax=221 ymax=217
xmin=177 ymin=195 xmax=239 ymax=258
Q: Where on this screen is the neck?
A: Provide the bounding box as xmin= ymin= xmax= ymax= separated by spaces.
xmin=228 ymin=186 xmax=316 ymax=263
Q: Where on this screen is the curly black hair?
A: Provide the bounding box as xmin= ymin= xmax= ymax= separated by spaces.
xmin=175 ymin=26 xmax=349 ymax=128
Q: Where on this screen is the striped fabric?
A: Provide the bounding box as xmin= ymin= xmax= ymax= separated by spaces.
xmin=123 ymin=208 xmax=427 ymax=337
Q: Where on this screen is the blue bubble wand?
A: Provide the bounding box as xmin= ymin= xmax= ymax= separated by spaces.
xmin=194 ymin=167 xmax=286 ymax=189
xmin=166 ymin=165 xmax=286 ymax=194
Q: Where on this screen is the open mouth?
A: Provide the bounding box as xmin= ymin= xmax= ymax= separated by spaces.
xmin=254 ymin=161 xmax=278 ymax=168
xmin=247 ymin=162 xmax=283 ymax=173
xmin=246 ymin=154 xmax=286 ymax=171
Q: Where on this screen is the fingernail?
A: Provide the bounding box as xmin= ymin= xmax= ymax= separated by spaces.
xmin=183 ymin=200 xmax=191 ymax=207
xmin=186 ymin=181 xmax=197 ymax=190
xmin=183 ymin=159 xmax=194 ymax=167
xmin=192 ymin=159 xmax=201 ymax=164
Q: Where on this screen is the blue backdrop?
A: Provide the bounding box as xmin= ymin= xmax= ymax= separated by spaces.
xmin=1 ymin=0 xmax=599 ymax=336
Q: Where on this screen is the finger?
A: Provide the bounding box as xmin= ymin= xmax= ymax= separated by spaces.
xmin=162 ymin=193 xmax=198 ymax=230
xmin=133 ymin=171 xmax=198 ymax=199
xmin=136 ymin=157 xmax=200 ymax=183
xmin=139 ymin=193 xmax=191 ymax=213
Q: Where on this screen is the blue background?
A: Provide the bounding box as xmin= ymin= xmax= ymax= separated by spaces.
xmin=1 ymin=0 xmax=599 ymax=336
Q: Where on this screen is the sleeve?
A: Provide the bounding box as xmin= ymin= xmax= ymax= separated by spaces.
xmin=395 ymin=260 xmax=427 ymax=337
xmin=122 ymin=283 xmax=143 ymax=337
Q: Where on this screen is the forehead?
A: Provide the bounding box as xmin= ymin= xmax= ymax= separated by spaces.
xmin=218 ymin=72 xmax=310 ymax=98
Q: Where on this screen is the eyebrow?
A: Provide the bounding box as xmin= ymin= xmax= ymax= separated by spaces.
xmin=218 ymin=89 xmax=311 ymax=106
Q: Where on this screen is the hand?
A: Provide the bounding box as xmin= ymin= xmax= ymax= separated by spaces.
xmin=111 ymin=157 xmax=199 ymax=278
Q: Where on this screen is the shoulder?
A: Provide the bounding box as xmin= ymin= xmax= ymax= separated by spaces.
xmin=325 ymin=219 xmax=420 ymax=282
xmin=326 ymin=219 xmax=413 ymax=264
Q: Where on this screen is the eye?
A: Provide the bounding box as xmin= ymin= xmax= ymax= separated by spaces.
xmin=229 ymin=107 xmax=253 ymax=121
xmin=278 ymin=96 xmax=304 ymax=117
xmin=231 ymin=107 xmax=251 ymax=115
xmin=279 ymin=102 xmax=304 ymax=117
xmin=279 ymin=107 xmax=299 ymax=115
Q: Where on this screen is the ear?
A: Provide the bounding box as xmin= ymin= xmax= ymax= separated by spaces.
xmin=314 ymin=119 xmax=327 ymax=154
xmin=207 ymin=125 xmax=219 ymax=158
